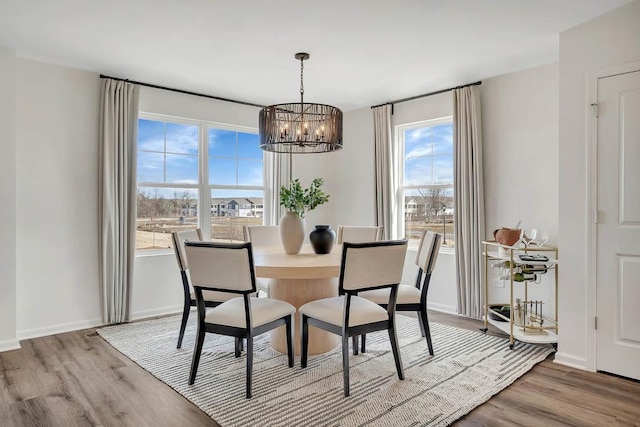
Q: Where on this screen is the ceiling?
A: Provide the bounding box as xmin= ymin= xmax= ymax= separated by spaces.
xmin=0 ymin=0 xmax=632 ymax=111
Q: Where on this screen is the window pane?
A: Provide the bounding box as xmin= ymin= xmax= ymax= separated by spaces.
xmin=137 ymin=151 xmax=164 ymax=183
xmin=238 ymin=132 xmax=262 ymax=159
xmin=433 ymin=154 xmax=454 ymax=184
xmin=166 ymin=153 xmax=198 ymax=184
xmin=238 ymin=159 xmax=263 ymax=186
xmin=432 ymin=124 xmax=453 ymax=154
xmin=208 ymin=129 xmax=237 ymax=158
xmin=210 ymin=189 xmax=264 ymax=242
xmin=138 ymin=119 xmax=165 ymax=152
xmin=403 ymin=188 xmax=454 ymax=248
xmin=166 ymin=123 xmax=198 ymax=155
xmin=209 ymin=158 xmax=236 ymax=185
xmin=136 ymin=187 xmax=199 ymax=250
xmin=405 ymin=156 xmax=433 ymax=185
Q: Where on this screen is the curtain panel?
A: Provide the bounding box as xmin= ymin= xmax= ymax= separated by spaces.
xmin=373 ymin=104 xmax=398 ymax=240
xmin=453 ymin=85 xmax=486 ymax=319
xmin=264 ymin=152 xmax=291 ymax=225
xmin=99 ymin=79 xmax=140 ymax=324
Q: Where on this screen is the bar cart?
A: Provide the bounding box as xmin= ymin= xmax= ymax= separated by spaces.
xmin=481 ymin=241 xmax=559 ymax=350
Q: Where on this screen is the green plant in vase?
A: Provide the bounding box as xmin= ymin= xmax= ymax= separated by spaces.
xmin=279 ymin=178 xmax=330 ymax=254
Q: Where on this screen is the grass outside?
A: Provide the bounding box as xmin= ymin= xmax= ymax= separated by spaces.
xmin=406 ymin=220 xmax=455 ymax=248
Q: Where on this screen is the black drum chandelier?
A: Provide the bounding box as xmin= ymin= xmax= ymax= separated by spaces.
xmin=259 ymin=53 xmax=343 ymax=154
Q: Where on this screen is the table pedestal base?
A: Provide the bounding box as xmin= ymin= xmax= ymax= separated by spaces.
xmin=269 ymin=277 xmax=339 ymax=355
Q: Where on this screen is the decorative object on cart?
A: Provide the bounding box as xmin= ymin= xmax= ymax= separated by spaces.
xmin=279 ymin=178 xmax=330 ymax=254
xmin=309 ymin=225 xmax=336 ymax=254
xmin=493 ymin=227 xmax=521 ymax=247
xmin=259 ymin=52 xmax=343 ymax=154
xmin=488 ymin=305 xmax=511 ymax=322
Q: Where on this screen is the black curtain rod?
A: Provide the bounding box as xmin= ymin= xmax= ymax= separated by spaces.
xmin=99 ymin=74 xmax=265 ymax=109
xmin=370 ymin=80 xmax=482 ymax=110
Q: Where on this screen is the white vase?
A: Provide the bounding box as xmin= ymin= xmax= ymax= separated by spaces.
xmin=280 ymin=211 xmax=305 ymax=254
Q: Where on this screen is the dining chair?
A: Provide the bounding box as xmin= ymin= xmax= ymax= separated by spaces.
xmin=299 ymin=240 xmax=408 ymax=397
xmin=184 ymin=241 xmax=296 ymax=398
xmin=172 ymin=229 xmax=238 ymax=349
xmin=243 ymin=225 xmax=280 ymax=296
xmin=336 ymin=225 xmax=383 ymax=244
xmin=359 ymin=231 xmax=442 ymax=355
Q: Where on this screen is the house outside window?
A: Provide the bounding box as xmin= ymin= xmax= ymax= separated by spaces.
xmin=136 ymin=114 xmax=265 ymax=251
xmin=396 ymin=117 xmax=454 ymax=249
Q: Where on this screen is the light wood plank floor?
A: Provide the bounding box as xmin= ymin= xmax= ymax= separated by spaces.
xmin=1 ymin=311 xmax=639 ymax=426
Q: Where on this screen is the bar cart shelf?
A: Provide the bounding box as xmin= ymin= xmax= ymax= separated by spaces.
xmin=481 ymin=241 xmax=559 ymax=350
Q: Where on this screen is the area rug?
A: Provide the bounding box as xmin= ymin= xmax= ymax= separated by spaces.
xmin=97 ymin=314 xmax=553 ymax=427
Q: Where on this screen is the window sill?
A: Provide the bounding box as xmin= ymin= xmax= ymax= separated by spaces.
xmin=135 ymin=249 xmax=174 ymax=258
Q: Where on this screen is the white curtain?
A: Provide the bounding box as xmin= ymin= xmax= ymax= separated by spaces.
xmin=264 ymin=151 xmax=291 ymax=225
xmin=99 ymin=79 xmax=140 ymax=324
xmin=453 ymin=86 xmax=486 ymax=319
xmin=373 ymin=105 xmax=398 ymax=239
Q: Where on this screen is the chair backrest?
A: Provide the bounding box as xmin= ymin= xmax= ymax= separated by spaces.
xmin=415 ymin=231 xmax=442 ymax=275
xmin=336 ymin=225 xmax=383 ymax=244
xmin=171 ymin=228 xmax=203 ymax=272
xmin=243 ymin=225 xmax=280 ymax=247
xmin=184 ymin=241 xmax=256 ymax=294
xmin=339 ymin=240 xmax=407 ymax=292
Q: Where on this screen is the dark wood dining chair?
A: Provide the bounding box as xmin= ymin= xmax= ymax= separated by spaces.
xmin=299 ymin=240 xmax=408 ymax=397
xmin=171 ymin=229 xmax=237 ymax=349
xmin=359 ymin=231 xmax=442 ymax=355
xmin=184 ymin=241 xmax=296 ymax=398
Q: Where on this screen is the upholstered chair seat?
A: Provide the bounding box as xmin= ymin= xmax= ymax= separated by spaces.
xmin=205 ymin=297 xmax=295 ymax=329
xmin=359 ymin=285 xmax=421 ymax=305
xmin=300 ymin=296 xmax=388 ymax=328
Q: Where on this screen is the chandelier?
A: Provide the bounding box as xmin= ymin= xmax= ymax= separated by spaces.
xmin=259 ymin=53 xmax=343 ymax=153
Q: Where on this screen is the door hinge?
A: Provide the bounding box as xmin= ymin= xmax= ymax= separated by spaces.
xmin=595 ymin=316 xmax=598 ymax=330
xmin=594 ymin=209 xmax=599 ymax=224
xmin=591 ymin=103 xmax=599 ymax=118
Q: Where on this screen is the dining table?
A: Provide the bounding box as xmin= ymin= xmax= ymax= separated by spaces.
xmin=252 ymin=244 xmax=342 ymax=355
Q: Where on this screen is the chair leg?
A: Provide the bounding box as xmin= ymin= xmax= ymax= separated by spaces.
xmin=235 ymin=337 xmax=242 ymax=358
xmin=177 ymin=300 xmax=191 ymax=349
xmin=419 ymin=308 xmax=434 ymax=356
xmin=388 ymin=324 xmax=404 ymax=381
xmin=360 ymin=334 xmax=366 ymax=353
xmin=246 ymin=335 xmax=253 ymax=399
xmin=417 ymin=311 xmax=427 ymax=338
xmin=286 ymin=315 xmax=294 ymax=368
xmin=342 ymin=334 xmax=350 ymax=397
xmin=188 ymin=326 xmax=205 ymax=385
xmin=352 ymin=335 xmax=359 ymax=355
xmin=301 ymin=315 xmax=309 ymax=368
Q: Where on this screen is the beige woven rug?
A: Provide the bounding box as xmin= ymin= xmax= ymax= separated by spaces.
xmin=98 ymin=313 xmax=552 ymax=427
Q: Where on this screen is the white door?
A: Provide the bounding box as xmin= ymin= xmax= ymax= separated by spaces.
xmin=596 ymin=70 xmax=640 ymax=380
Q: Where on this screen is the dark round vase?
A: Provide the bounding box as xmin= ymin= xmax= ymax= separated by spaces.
xmin=309 ymin=225 xmax=336 ymax=254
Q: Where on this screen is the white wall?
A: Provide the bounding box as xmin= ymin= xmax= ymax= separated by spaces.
xmin=481 ymin=63 xmax=559 ymax=314
xmin=15 ymin=59 xmax=102 ymax=338
xmin=558 ymin=0 xmax=640 ymax=369
xmin=0 ymin=47 xmax=18 ymax=351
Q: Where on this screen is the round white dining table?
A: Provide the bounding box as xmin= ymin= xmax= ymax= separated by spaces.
xmin=252 ymin=244 xmax=342 ymax=355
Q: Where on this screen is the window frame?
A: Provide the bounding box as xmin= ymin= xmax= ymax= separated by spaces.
xmin=136 ymin=112 xmax=266 ymax=254
xmin=395 ymin=116 xmax=454 ymax=252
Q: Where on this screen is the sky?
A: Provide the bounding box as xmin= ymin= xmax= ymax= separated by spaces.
xmin=137 ymin=118 xmax=264 ymax=199
xmin=404 ymin=123 xmax=453 ymax=186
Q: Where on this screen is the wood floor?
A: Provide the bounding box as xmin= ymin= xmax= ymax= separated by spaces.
xmin=1 ymin=311 xmax=639 ymax=427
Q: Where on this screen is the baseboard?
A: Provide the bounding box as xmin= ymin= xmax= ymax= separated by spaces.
xmin=130 ymin=304 xmax=183 ymax=321
xmin=17 ymin=318 xmax=104 ymax=341
xmin=553 ymin=352 xmax=587 ymax=370
xmin=0 ymin=339 xmax=21 ymax=353
xmin=427 ymin=302 xmax=458 ymax=314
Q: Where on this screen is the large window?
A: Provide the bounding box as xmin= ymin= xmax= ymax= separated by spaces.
xmin=397 ymin=117 xmax=454 ymax=248
xmin=136 ymin=114 xmax=264 ymax=251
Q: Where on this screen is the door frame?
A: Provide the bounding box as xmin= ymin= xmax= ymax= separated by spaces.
xmin=586 ymin=60 xmax=640 ymax=372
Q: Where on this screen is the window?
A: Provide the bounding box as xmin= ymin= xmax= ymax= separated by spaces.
xmin=136 ymin=114 xmax=265 ymax=251
xmin=397 ymin=117 xmax=454 ymax=249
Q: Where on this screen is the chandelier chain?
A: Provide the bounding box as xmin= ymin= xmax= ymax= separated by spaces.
xmin=299 ymin=57 xmax=304 ymax=103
